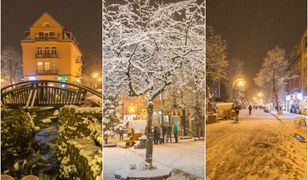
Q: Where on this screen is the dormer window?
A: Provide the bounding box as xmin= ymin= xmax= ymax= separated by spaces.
xmin=43 ymin=22 xmax=50 ymax=28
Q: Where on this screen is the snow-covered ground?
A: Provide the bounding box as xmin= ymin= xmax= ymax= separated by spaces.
xmin=104 ymin=140 xmax=204 ymax=179
xmin=206 ymin=110 xmax=307 ymax=180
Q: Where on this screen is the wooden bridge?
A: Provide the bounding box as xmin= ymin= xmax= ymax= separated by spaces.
xmin=1 ymin=80 xmax=102 ymax=107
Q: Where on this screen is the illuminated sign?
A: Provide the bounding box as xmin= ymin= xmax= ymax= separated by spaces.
xmin=57 ymin=76 xmax=68 ymax=81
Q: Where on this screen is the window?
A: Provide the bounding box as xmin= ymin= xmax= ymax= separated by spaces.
xmin=37 ymin=62 xmax=43 ymax=71
xmin=49 ymin=32 xmax=55 ymax=37
xmin=44 ymin=62 xmax=50 ymax=70
xmin=44 ymin=47 xmax=50 ymax=55
xmin=51 ymin=47 xmax=57 ymax=54
xmin=39 ymin=32 xmax=44 ymax=37
xmin=37 ymin=47 xmax=42 ymax=54
xmin=51 ymin=62 xmax=57 ymax=70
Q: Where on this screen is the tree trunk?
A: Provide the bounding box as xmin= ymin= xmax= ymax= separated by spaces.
xmin=272 ymin=71 xmax=280 ymax=114
xmin=182 ymin=109 xmax=187 ymax=136
xmin=145 ymin=95 xmax=154 ymax=169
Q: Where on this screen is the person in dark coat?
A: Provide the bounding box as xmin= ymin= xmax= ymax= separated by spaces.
xmin=161 ymin=124 xmax=166 ymax=143
xmin=248 ymin=105 xmax=252 ymax=115
xmin=234 ymin=104 xmax=241 ymax=123
xmin=153 ymin=127 xmax=160 ymax=144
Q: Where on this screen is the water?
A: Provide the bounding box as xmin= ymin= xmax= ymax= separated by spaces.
xmin=2 ymin=112 xmax=61 ymax=179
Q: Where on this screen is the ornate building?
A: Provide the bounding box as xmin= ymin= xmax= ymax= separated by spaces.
xmin=21 ymin=12 xmax=82 ymax=83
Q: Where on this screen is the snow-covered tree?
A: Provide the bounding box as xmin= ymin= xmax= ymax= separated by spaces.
xmin=1 ymin=46 xmax=22 ymax=87
xmin=103 ymin=0 xmax=205 ymax=168
xmin=255 ymin=47 xmax=288 ymax=114
xmin=206 ymin=26 xmax=228 ymax=87
xmin=206 ymin=26 xmax=228 ymax=112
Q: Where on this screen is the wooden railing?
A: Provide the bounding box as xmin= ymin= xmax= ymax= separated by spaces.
xmin=1 ymin=80 xmax=102 ymax=107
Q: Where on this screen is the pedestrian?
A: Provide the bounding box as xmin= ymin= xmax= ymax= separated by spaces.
xmin=161 ymin=123 xmax=166 ymax=143
xmin=153 ymin=127 xmax=160 ymax=144
xmin=234 ymin=104 xmax=241 ymax=123
xmin=248 ymin=105 xmax=252 ymax=115
xmin=159 ymin=125 xmax=163 ymax=144
xmin=119 ymin=127 xmax=124 ymax=141
xmin=173 ymin=123 xmax=179 ymax=143
xmin=166 ymin=124 xmax=172 ymax=143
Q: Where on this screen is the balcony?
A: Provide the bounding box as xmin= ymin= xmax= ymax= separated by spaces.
xmin=36 ymin=53 xmax=58 ymax=58
xmin=37 ymin=69 xmax=58 ymax=75
xmin=35 ymin=36 xmax=57 ymax=41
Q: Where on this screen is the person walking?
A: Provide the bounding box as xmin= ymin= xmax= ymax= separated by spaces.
xmin=173 ymin=123 xmax=179 ymax=143
xmin=234 ymin=104 xmax=241 ymax=123
xmin=248 ymin=105 xmax=252 ymax=115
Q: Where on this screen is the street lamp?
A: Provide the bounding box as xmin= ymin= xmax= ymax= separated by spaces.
xmin=231 ymin=77 xmax=248 ymax=102
xmin=92 ymin=72 xmax=99 ymax=79
xmin=128 ymin=106 xmax=136 ymax=114
xmin=237 ymin=80 xmax=244 ymax=87
xmin=257 ymin=92 xmax=263 ymax=97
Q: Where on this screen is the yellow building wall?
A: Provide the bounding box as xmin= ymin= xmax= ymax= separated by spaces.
xmin=20 ymin=13 xmax=82 ymax=83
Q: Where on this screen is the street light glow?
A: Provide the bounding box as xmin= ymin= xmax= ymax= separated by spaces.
xmin=237 ymin=80 xmax=244 ymax=86
xmin=92 ymin=73 xmax=99 ymax=79
xmin=128 ymin=106 xmax=136 ymax=113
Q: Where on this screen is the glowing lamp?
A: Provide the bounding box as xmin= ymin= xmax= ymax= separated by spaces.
xmin=237 ymin=80 xmax=244 ymax=86
xmin=128 ymin=106 xmax=136 ymax=114
xmin=29 ymin=76 xmax=36 ymax=81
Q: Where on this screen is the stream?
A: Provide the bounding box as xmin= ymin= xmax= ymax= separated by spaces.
xmin=2 ymin=109 xmax=61 ymax=179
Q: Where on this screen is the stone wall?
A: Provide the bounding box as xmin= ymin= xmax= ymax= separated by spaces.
xmin=57 ymin=106 xmax=102 ymax=179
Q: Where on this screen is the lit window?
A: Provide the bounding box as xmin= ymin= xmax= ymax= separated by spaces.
xmin=44 ymin=62 xmax=50 ymax=70
xmin=51 ymin=62 xmax=57 ymax=70
xmin=37 ymin=62 xmax=43 ymax=71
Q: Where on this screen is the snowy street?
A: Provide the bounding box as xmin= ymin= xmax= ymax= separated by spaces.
xmin=206 ymin=110 xmax=307 ymax=180
xmin=104 ymin=140 xmax=204 ymax=179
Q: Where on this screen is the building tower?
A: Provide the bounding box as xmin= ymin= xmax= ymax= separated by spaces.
xmin=21 ymin=12 xmax=82 ymax=83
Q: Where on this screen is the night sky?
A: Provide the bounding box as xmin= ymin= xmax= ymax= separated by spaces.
xmin=207 ymin=0 xmax=307 ymax=80
xmin=1 ymin=0 xmax=102 ymax=66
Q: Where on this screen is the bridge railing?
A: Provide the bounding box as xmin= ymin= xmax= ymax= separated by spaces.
xmin=1 ymin=80 xmax=102 ymax=107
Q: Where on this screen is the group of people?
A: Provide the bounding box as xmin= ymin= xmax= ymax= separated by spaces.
xmin=248 ymin=105 xmax=266 ymax=115
xmin=153 ymin=123 xmax=179 ymax=144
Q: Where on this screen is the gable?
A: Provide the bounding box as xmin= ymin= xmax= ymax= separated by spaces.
xmin=31 ymin=12 xmax=63 ymax=29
